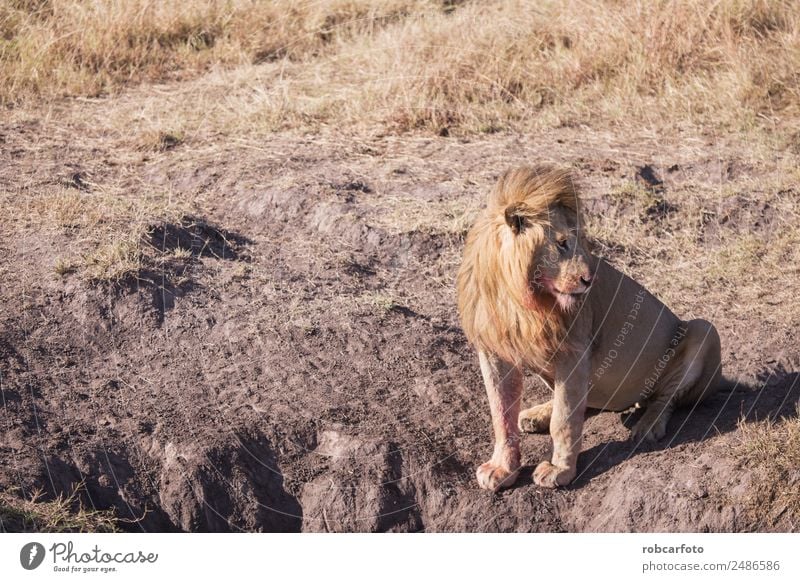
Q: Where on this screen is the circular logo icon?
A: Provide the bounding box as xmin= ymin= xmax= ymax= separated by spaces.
xmin=20 ymin=542 xmax=46 ymax=570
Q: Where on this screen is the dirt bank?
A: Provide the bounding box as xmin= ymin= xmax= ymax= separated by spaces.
xmin=1 ymin=107 xmax=798 ymax=531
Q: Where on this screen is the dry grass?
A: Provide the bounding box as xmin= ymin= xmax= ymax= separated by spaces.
xmin=0 ymin=0 xmax=441 ymax=104
xmin=369 ymin=194 xmax=482 ymax=236
xmin=363 ymin=291 xmax=399 ymax=313
xmin=0 ymin=486 xmax=118 ymax=532
xmin=584 ymin=161 xmax=800 ymax=329
xmin=3 ymin=1 xmax=799 ymax=137
xmin=330 ymin=0 xmax=800 ymax=132
xmin=1 ymin=183 xmax=189 ymax=283
xmin=5 ymin=0 xmax=799 ymax=137
xmin=737 ymin=408 xmax=800 ymax=528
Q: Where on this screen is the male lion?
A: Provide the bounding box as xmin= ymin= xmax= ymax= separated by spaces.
xmin=457 ymin=166 xmax=721 ymax=491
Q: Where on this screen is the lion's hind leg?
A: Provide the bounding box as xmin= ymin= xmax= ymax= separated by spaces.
xmin=518 ymin=400 xmax=553 ymax=433
xmin=630 ymin=319 xmax=722 ymax=443
xmin=630 ymin=392 xmax=675 ymax=443
xmin=675 ymin=319 xmax=722 ymax=408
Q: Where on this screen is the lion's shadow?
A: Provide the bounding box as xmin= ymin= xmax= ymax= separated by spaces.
xmin=513 ymin=364 xmax=799 ymax=490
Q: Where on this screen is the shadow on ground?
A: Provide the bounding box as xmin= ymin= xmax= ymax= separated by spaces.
xmin=571 ymin=366 xmax=800 ymax=486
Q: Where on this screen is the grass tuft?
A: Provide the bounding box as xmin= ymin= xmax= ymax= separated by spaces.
xmin=736 ymin=408 xmax=800 ymax=528
xmin=0 ymin=486 xmax=119 ymax=533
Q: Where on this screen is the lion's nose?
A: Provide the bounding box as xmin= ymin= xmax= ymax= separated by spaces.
xmin=580 ymin=274 xmax=593 ymax=287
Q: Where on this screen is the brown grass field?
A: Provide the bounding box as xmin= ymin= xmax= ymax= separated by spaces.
xmin=1 ymin=0 xmax=798 ymax=532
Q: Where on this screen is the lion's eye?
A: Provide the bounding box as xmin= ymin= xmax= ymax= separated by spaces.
xmin=557 ymin=238 xmax=569 ymax=251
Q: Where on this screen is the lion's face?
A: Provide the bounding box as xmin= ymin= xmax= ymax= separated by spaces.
xmin=458 ymin=166 xmax=598 ymax=364
xmin=526 ymin=208 xmax=595 ymax=311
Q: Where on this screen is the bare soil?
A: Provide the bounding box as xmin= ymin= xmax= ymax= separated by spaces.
xmin=1 ymin=100 xmax=798 ymax=532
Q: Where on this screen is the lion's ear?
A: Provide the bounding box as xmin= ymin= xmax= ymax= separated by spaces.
xmin=504 ymin=203 xmax=528 ymax=235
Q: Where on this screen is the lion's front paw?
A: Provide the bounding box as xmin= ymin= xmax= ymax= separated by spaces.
xmin=533 ymin=460 xmax=575 ymax=488
xmin=476 ymin=461 xmax=519 ymax=492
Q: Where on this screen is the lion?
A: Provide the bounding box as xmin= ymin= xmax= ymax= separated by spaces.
xmin=456 ymin=166 xmax=722 ymax=491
